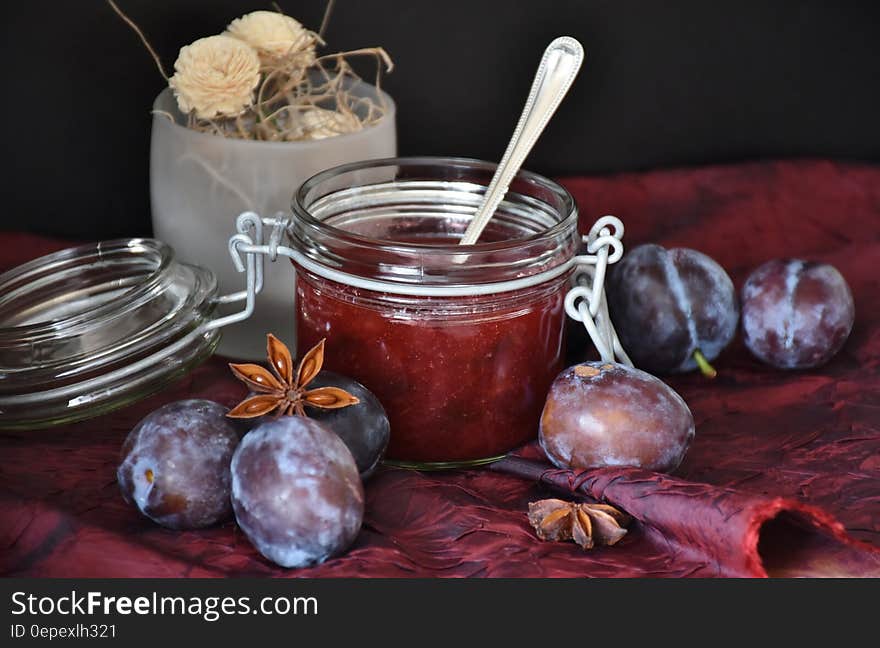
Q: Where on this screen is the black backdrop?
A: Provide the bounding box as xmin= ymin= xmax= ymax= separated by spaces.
xmin=2 ymin=1 xmax=879 ymax=239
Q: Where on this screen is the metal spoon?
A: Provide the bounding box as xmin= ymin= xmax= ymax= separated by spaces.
xmin=459 ymin=36 xmax=584 ymax=245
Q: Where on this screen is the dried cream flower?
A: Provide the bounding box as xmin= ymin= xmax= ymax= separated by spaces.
xmin=225 ymin=11 xmax=316 ymax=66
xmin=169 ymin=35 xmax=261 ymax=119
xmin=296 ymin=108 xmax=362 ymax=140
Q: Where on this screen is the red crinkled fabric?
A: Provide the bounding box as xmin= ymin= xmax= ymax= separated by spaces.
xmin=1 ymin=159 xmax=879 ymax=577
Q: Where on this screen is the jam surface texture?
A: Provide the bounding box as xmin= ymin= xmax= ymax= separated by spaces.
xmin=296 ymin=272 xmax=567 ymax=463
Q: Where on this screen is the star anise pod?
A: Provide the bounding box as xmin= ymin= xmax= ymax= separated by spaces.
xmin=527 ymin=498 xmax=630 ymax=550
xmin=226 ymin=334 xmax=359 ymax=418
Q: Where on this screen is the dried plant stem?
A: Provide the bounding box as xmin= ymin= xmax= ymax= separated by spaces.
xmin=110 ymin=1 xmax=392 ymax=142
xmin=106 ymin=0 xmax=169 ymax=81
xmin=317 ymin=47 xmax=395 ymax=73
xmin=185 ymin=44 xmax=392 ymax=142
xmin=319 ymin=0 xmax=336 ymax=39
xmin=178 ymin=153 xmax=254 ymax=209
xmin=150 ymin=109 xmax=176 ymax=123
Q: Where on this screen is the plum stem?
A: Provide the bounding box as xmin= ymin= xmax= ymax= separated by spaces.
xmin=693 ymin=349 xmax=717 ymax=378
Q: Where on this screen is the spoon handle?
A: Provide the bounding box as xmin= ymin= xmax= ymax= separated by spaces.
xmin=460 ymin=36 xmax=584 ymax=245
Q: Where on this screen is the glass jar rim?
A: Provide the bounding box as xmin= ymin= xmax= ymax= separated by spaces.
xmin=0 ymin=238 xmax=173 ymax=338
xmin=0 ymin=238 xmax=220 ymax=430
xmin=291 ymin=156 xmax=578 ymax=255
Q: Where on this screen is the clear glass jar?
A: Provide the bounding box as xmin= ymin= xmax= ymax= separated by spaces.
xmin=290 ymin=157 xmax=580 ymax=468
xmin=0 ymin=239 xmax=220 ymax=429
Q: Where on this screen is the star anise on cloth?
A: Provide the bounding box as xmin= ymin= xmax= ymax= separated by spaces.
xmin=527 ymin=499 xmax=631 ymax=550
xmin=226 ymin=334 xmax=359 ymax=418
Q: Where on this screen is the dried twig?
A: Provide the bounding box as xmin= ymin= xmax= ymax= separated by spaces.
xmin=106 ymin=0 xmax=169 ymax=81
xmin=319 ymin=0 xmax=336 ymax=39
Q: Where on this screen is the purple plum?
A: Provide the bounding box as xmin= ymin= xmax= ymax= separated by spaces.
xmin=741 ymin=259 xmax=854 ymax=369
xmin=607 ymin=244 xmax=738 ymax=376
xmin=118 ymin=399 xmax=242 ymax=529
xmin=540 ymin=362 xmax=695 ymax=473
xmin=230 ymin=416 xmax=364 ymax=568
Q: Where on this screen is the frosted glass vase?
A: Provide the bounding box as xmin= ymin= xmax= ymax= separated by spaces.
xmin=150 ymin=85 xmax=396 ymax=360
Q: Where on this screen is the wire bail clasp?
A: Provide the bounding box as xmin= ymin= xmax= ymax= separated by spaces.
xmin=205 ymin=212 xmax=292 ymax=331
xmin=565 ymin=215 xmax=632 ymax=365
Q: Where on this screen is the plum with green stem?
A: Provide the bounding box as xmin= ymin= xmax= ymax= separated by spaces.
xmin=606 ymin=244 xmax=738 ymax=377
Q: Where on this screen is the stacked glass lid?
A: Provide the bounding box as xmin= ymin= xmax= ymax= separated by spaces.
xmin=0 ymin=239 xmax=220 ymax=429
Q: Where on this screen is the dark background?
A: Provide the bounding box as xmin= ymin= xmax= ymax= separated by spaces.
xmin=2 ymin=1 xmax=879 ymax=240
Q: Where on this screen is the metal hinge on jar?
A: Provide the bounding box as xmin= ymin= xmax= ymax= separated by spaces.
xmin=565 ymin=215 xmax=632 ymax=366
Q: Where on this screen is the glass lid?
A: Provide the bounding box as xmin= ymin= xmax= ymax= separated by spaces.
xmin=0 ymin=239 xmax=220 ymax=429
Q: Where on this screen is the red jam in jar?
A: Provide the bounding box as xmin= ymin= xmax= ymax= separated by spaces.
xmin=290 ymin=158 xmax=579 ymax=467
